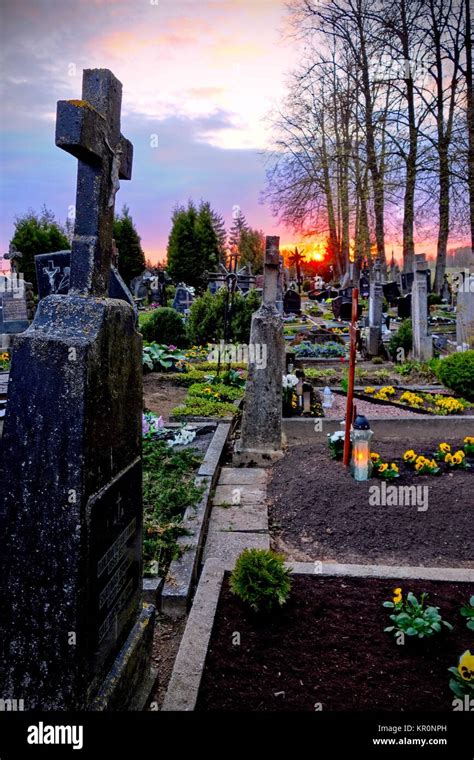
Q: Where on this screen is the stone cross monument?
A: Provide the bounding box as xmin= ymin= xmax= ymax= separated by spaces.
xmin=0 ymin=69 xmax=155 ymax=711
xmin=235 ymin=236 xmax=285 ymax=465
xmin=411 ymin=253 xmax=433 ymax=361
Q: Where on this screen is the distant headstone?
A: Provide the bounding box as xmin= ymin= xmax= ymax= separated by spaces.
xmin=235 ymin=236 xmax=285 ymax=465
xmin=172 ymin=284 xmax=194 ymax=314
xmin=283 ymin=289 xmax=301 ymax=315
xmin=411 ymin=254 xmax=433 ymax=361
xmin=456 ymin=274 xmax=474 ymax=349
xmin=35 ymin=250 xmax=137 ymax=323
xmin=398 ymin=293 xmax=412 ymax=319
xmin=0 ymin=68 xmax=155 ymax=711
xmin=359 ymin=274 xmax=370 ymax=298
xmin=383 ymin=281 xmax=401 ymax=305
xmin=368 ymin=261 xmax=384 ymax=356
xmin=0 ymin=275 xmax=29 ymax=335
xmin=440 ymin=274 xmax=452 ymax=305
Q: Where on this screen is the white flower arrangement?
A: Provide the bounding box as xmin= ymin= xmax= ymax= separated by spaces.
xmin=282 ymin=373 xmax=299 ymax=389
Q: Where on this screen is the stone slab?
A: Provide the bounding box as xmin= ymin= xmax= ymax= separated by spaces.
xmin=210 ymin=503 xmax=268 ymax=532
xmin=218 ymin=467 xmax=267 ymax=486
xmin=202 ymin=529 xmax=269 ymax=564
xmin=197 ymin=422 xmax=230 ymax=480
xmin=282 ymin=416 xmax=474 ymax=443
xmin=91 ymin=603 xmax=157 ymax=711
xmin=213 ymin=484 xmax=267 ymax=506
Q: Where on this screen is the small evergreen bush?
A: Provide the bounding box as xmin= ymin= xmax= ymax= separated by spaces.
xmin=140 ymin=307 xmax=188 ymax=347
xmin=230 ymin=549 xmax=292 ymax=613
xmin=389 ymin=319 xmax=413 ymax=361
xmin=434 ymin=351 xmax=474 ymax=401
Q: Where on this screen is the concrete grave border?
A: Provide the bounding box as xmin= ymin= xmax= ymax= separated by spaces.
xmin=159 ymin=422 xmax=232 ymax=618
xmin=283 ymin=415 xmax=474 ymax=442
xmin=162 ymin=558 xmax=474 ymax=712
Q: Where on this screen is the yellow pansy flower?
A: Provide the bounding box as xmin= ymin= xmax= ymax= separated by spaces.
xmin=458 ymin=651 xmax=474 ymax=681
xmin=393 ymin=587 xmax=402 ymax=604
xmin=452 ymin=452 xmax=464 ymax=465
xmin=371 ymin=452 xmax=381 ymax=463
xmin=391 ymin=463 xmax=399 ymax=472
xmin=464 ymin=436 xmax=474 ymax=445
xmin=439 ymin=442 xmax=451 ymax=453
xmin=403 ymin=450 xmax=417 ymax=462
xmin=378 ymin=463 xmax=388 ymax=473
xmin=445 ymin=453 xmax=454 ymax=464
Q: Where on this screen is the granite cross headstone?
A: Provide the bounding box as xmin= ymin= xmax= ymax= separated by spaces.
xmin=411 ymin=254 xmax=433 ymax=361
xmin=0 ymin=69 xmax=155 ymax=711
xmin=235 ymin=236 xmax=285 ymax=465
xmin=368 ymin=260 xmax=384 ymax=356
xmin=456 ymin=274 xmax=474 ymax=350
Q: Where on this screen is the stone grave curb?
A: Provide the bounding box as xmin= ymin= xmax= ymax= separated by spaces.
xmin=282 ymin=415 xmax=474 ymax=441
xmin=162 ymin=559 xmax=474 ymax=712
xmin=160 ymin=422 xmax=232 ymax=618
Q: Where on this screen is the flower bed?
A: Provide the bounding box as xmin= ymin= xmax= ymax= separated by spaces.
xmin=268 ymin=439 xmax=474 ymax=567
xmin=293 ymin=340 xmax=347 ymax=359
xmin=360 ymin=386 xmax=472 ymax=415
xmin=195 ymin=573 xmax=473 ymax=711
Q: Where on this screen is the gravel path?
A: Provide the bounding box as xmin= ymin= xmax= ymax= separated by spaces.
xmin=324 ymin=393 xmax=428 ymax=419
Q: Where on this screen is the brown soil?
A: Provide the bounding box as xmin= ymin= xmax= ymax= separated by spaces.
xmin=143 ymin=375 xmax=187 ymax=420
xmin=269 ymin=440 xmax=474 ymax=567
xmin=150 ymin=613 xmax=186 ymax=709
xmin=196 ymin=575 xmax=473 ymax=711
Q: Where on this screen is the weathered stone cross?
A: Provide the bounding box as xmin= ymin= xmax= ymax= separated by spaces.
xmin=56 ymin=69 xmax=133 ymax=295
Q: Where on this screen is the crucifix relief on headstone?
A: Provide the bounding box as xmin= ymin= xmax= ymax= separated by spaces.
xmin=0 ymin=69 xmax=155 ymax=711
xmin=234 ymin=236 xmax=285 ymax=465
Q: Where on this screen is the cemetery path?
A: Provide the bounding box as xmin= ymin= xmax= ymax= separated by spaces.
xmin=268 ymin=440 xmax=474 ymax=568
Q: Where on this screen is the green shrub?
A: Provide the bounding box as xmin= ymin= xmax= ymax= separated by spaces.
xmin=389 ymin=319 xmax=413 ymax=361
xmin=434 ymin=351 xmax=474 ymax=401
xmin=230 ymin=549 xmax=292 ymax=613
xmin=371 ymin=356 xmax=384 ymax=365
xmin=428 ymin=293 xmax=443 ymax=306
xmin=140 ymin=307 xmax=188 ymax=347
xmin=187 ymin=289 xmax=261 ymax=345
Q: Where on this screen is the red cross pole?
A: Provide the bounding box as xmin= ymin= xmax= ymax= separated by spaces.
xmin=343 ymin=288 xmax=359 ymax=466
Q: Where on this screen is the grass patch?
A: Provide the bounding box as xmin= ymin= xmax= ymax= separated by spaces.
xmin=143 ymin=438 xmax=203 ymax=576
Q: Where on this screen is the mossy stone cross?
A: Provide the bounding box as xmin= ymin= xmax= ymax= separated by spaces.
xmin=56 ymin=69 xmax=133 ymax=296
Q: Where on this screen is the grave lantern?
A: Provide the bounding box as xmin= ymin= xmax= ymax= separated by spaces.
xmin=302 ymin=381 xmax=312 ymax=414
xmin=350 ymin=414 xmax=373 ymax=481
xmin=322 ymin=386 xmax=334 ymax=409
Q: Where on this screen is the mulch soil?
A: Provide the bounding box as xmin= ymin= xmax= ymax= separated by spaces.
xmin=269 ymin=440 xmax=474 ymax=567
xmin=196 ymin=575 xmax=473 ymax=711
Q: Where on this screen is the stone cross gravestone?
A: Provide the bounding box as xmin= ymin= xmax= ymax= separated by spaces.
xmin=368 ymin=261 xmax=384 ymax=356
xmin=0 ymin=69 xmax=155 ymax=711
xmin=172 ymin=284 xmax=194 ymax=314
xmin=411 ymin=254 xmax=433 ymax=361
xmin=456 ymin=274 xmax=474 ymax=349
xmin=234 ymin=236 xmax=285 ymax=465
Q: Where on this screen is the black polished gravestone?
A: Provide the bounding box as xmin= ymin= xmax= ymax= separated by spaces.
xmin=398 ymin=292 xmax=412 ymax=319
xmin=35 ymin=250 xmax=137 ymax=323
xmin=0 ymin=69 xmax=155 ymax=711
xmin=283 ymin=289 xmax=301 ymax=315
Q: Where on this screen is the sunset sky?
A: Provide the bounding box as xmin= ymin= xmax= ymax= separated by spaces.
xmin=0 ymin=0 xmax=469 ymax=268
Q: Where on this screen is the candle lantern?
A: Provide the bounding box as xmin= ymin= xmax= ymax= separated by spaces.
xmin=350 ymin=414 xmax=373 ymax=481
xmin=302 ymin=382 xmax=312 ymax=414
xmin=322 ymin=386 xmax=334 ymax=409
